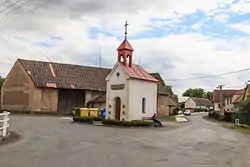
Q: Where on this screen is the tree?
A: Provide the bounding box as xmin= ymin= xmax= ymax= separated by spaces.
xmin=182 ymin=88 xmax=205 ymax=98
xmin=203 ymin=91 xmax=213 ymax=101
xmin=182 ymin=88 xmax=212 ymax=100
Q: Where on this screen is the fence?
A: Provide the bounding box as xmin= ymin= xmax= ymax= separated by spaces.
xmin=0 ymin=111 xmax=10 ymax=137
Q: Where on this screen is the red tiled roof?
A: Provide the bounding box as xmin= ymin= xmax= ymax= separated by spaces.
xmin=212 ymin=89 xmax=240 ymax=102
xmin=117 ymin=39 xmax=134 ymax=51
xmin=119 ymin=62 xmax=158 ymax=82
xmin=191 ymin=97 xmax=213 ymax=107
xmin=234 ymin=89 xmax=245 ymax=95
xmin=19 ymin=59 xmax=111 ymax=91
xmin=17 ymin=59 xmax=162 ymax=91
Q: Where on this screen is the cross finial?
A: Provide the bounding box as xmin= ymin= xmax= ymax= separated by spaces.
xmin=124 ymin=20 xmax=129 ymax=39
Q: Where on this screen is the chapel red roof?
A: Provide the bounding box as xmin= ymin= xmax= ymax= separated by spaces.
xmin=118 ymin=62 xmax=158 ymax=82
xmin=117 ymin=39 xmax=134 ymax=51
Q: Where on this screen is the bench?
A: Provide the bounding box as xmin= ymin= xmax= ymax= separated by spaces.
xmin=142 ymin=117 xmax=163 ymax=127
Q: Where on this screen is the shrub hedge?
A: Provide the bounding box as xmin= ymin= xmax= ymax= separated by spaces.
xmin=73 ymin=117 xmax=94 ymax=124
xmin=73 ymin=116 xmax=104 ymax=123
xmin=102 ymin=119 xmax=153 ymax=127
xmin=93 ymin=117 xmax=103 ymax=121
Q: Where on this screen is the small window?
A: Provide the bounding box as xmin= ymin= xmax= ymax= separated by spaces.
xmin=218 ymin=104 xmax=220 ymax=109
xmin=142 ymin=97 xmax=146 ymax=113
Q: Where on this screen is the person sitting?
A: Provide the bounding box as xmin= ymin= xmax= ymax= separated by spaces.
xmin=151 ymin=113 xmax=163 ymax=127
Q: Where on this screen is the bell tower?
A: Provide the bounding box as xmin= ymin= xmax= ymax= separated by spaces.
xmin=117 ymin=21 xmax=134 ymax=67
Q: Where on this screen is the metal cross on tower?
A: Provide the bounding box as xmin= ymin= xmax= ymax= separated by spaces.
xmin=124 ymin=21 xmax=129 ymax=39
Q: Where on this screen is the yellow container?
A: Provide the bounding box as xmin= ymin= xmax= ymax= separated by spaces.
xmin=80 ymin=108 xmax=90 ymax=117
xmin=89 ymin=108 xmax=99 ymax=117
xmin=79 ymin=108 xmax=100 ymax=117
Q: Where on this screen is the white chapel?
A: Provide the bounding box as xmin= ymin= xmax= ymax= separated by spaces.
xmin=105 ymin=22 xmax=158 ymax=121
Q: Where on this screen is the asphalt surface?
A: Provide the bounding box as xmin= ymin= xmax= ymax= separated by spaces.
xmin=0 ymin=114 xmax=249 ymax=167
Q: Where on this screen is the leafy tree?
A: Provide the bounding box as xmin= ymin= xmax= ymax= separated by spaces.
xmin=182 ymin=88 xmax=205 ymax=98
xmin=203 ymin=91 xmax=213 ymax=101
xmin=182 ymin=88 xmax=212 ymax=100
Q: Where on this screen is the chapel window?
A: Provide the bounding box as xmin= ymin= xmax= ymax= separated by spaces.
xmin=142 ymin=97 xmax=146 ymax=113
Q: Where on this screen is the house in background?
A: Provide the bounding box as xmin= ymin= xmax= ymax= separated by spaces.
xmin=185 ymin=97 xmax=213 ymax=112
xmin=178 ymin=96 xmax=189 ymax=103
xmin=224 ymin=89 xmax=244 ymax=112
xmin=151 ymin=73 xmax=178 ymax=117
xmin=212 ymin=89 xmax=241 ymax=111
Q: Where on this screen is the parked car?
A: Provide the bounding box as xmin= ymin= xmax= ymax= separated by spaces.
xmin=178 ymin=110 xmax=183 ymax=115
xmin=183 ymin=110 xmax=191 ymax=116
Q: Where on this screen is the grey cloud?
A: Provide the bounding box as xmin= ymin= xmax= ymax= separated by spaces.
xmin=0 ymin=0 xmax=156 ymax=33
xmin=49 ymin=0 xmax=161 ymax=15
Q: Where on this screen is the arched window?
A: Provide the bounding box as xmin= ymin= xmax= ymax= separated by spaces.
xmin=142 ymin=97 xmax=146 ymax=113
xmin=120 ymin=54 xmax=124 ymax=62
xmin=126 ymin=54 xmax=130 ymax=64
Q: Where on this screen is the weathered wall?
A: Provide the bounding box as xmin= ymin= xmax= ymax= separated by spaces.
xmin=1 ymin=61 xmax=33 ymax=111
xmin=85 ymin=91 xmax=103 ymax=106
xmin=93 ymin=102 xmax=106 ymax=109
xmin=30 ymin=88 xmax=58 ymax=112
xmin=157 ymin=95 xmax=170 ymax=117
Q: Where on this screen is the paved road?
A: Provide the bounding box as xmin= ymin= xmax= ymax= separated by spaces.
xmin=0 ymin=114 xmax=249 ymax=167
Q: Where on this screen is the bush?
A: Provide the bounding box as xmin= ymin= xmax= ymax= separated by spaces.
xmin=102 ymin=119 xmax=123 ymax=126
xmin=208 ymin=111 xmax=220 ymax=119
xmin=73 ymin=116 xmax=93 ymax=124
xmin=102 ymin=119 xmax=153 ymax=127
xmin=194 ymin=108 xmax=203 ymax=112
xmin=131 ymin=120 xmax=153 ymax=126
xmin=93 ymin=117 xmax=103 ymax=121
xmin=122 ymin=121 xmax=132 ymax=126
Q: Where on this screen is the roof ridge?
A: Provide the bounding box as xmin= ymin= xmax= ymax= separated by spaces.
xmin=18 ymin=58 xmax=112 ymax=70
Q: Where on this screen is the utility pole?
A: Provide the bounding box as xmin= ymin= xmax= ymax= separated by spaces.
xmin=98 ymin=44 xmax=102 ymax=67
xmin=217 ymin=84 xmax=224 ymax=113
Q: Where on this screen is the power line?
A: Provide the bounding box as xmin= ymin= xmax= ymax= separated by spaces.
xmin=0 ymin=0 xmax=24 ymax=15
xmin=0 ymin=0 xmax=36 ymax=21
xmin=166 ymin=68 xmax=250 ymax=81
xmin=0 ymin=0 xmax=9 ymax=7
xmin=0 ymin=0 xmax=50 ymax=25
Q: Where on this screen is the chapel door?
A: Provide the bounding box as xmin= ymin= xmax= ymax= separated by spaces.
xmin=115 ymin=97 xmax=121 ymax=120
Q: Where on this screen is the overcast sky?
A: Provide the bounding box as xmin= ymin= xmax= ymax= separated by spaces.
xmin=1 ymin=0 xmax=250 ymax=95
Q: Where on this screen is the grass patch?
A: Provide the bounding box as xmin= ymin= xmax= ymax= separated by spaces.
xmin=204 ymin=115 xmax=250 ymax=135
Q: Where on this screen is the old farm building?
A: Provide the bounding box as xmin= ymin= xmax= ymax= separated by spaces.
xmin=1 ymin=59 xmax=176 ymax=115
